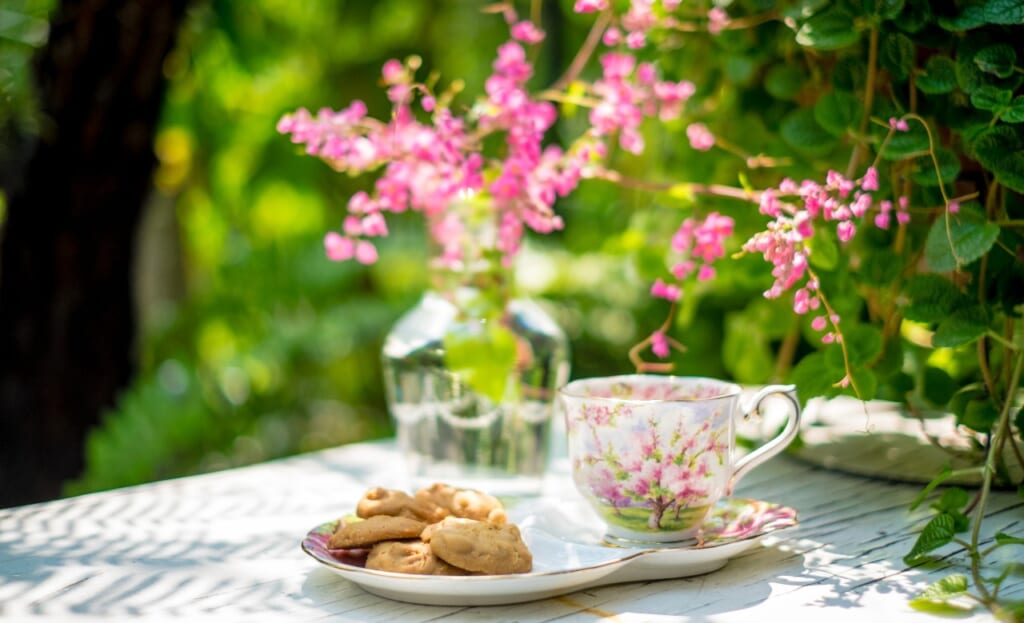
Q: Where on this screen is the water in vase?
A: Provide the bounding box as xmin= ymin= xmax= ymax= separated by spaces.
xmin=382 ymin=290 xmax=569 ymax=496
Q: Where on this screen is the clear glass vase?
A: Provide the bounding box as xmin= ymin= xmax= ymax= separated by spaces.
xmin=381 ymin=197 xmax=570 ymax=496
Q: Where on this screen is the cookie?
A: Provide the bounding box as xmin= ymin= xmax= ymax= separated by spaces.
xmin=415 ymin=483 xmax=507 ymax=524
xmin=366 ymin=540 xmax=469 ymax=576
xmin=427 ymin=518 xmax=532 ymax=574
xmin=327 ymin=515 xmax=427 ymax=549
xmin=356 ymin=486 xmax=446 ymax=523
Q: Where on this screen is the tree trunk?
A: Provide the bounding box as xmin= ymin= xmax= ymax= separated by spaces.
xmin=0 ymin=0 xmax=189 ymax=507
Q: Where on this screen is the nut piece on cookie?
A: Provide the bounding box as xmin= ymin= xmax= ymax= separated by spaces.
xmin=415 ymin=483 xmax=507 ymax=524
xmin=428 ymin=519 xmax=532 ymax=575
xmin=366 ymin=540 xmax=469 ymax=576
xmin=328 ymin=515 xmax=427 ymax=549
xmin=356 ymin=486 xmax=446 ymax=523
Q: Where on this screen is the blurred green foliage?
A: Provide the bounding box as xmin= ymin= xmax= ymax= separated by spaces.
xmin=63 ymin=0 xmax=683 ymax=494
xmin=3 ymin=0 xmax=837 ymax=494
xmin=11 ymin=0 xmax=1002 ymax=495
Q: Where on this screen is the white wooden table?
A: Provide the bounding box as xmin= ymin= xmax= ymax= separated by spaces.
xmin=1 ymin=439 xmax=1021 ymax=622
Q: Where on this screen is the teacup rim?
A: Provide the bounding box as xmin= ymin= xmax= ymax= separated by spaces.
xmin=558 ymin=374 xmax=741 ymax=403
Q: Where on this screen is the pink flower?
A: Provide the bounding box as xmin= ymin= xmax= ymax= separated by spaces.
xmin=354 ymin=240 xmax=378 ymax=264
xmin=324 ymin=232 xmax=355 ymax=262
xmin=381 ymin=59 xmax=404 ymax=84
xmin=861 ymin=167 xmax=879 ymax=191
xmin=686 ymin=123 xmax=715 ymax=151
xmin=651 ymin=331 xmax=670 ymax=358
xmin=948 ymin=201 xmax=960 ymax=214
xmin=811 ymin=315 xmax=827 ymax=331
xmin=602 ymin=26 xmax=622 ymax=46
xmin=626 ymin=31 xmax=646 ymax=49
xmin=574 ymin=0 xmax=609 ymax=13
xmin=889 ymin=117 xmax=910 ymax=132
xmin=343 ymin=215 xmax=363 ymax=236
xmin=836 ymin=220 xmax=856 ymax=242
xmin=651 ymin=278 xmax=682 ymax=302
xmin=707 ymin=7 xmax=729 ymax=35
xmin=511 ymin=20 xmax=545 ymax=44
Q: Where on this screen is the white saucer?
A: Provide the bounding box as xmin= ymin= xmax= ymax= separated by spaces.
xmin=301 ymin=496 xmax=797 ymax=606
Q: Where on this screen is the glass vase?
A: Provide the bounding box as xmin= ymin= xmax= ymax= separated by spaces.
xmin=381 ymin=197 xmax=569 ymax=496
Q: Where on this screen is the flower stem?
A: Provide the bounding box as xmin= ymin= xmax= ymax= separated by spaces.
xmin=550 ymin=10 xmax=610 ymax=91
xmin=969 ymin=337 xmax=1023 ymax=605
xmin=846 ymin=26 xmax=879 ymax=179
xmin=595 ymin=168 xmax=760 ymax=202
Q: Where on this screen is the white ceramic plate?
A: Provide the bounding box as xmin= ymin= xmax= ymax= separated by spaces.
xmin=301 ymin=496 xmax=797 ymax=606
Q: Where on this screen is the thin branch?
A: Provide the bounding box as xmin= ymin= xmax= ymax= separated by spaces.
xmin=846 ymin=26 xmax=879 ymax=178
xmin=663 ymin=11 xmax=780 ymax=33
xmin=594 ymin=168 xmax=761 ymax=202
xmin=550 ymin=11 xmax=611 ymax=91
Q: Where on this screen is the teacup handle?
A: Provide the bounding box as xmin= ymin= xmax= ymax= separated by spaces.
xmin=727 ymin=384 xmax=802 ymax=495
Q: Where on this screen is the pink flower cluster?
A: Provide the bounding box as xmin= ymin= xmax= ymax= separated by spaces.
xmin=649 ymin=212 xmax=734 ymax=357
xmin=588 ymin=52 xmax=695 ymax=154
xmin=743 ymin=167 xmax=907 ymax=342
xmin=278 ymin=19 xmax=590 ymax=268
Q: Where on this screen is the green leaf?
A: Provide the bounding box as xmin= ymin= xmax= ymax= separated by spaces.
xmin=788 ymin=352 xmax=839 ymax=402
xmin=880 ymin=32 xmax=915 ymax=81
xmin=765 ymin=64 xmax=806 ymax=101
xmin=723 ymin=313 xmax=774 ymax=384
xmin=974 ymin=44 xmax=1017 ymax=79
xmin=922 ymin=367 xmax=956 ymax=406
xmin=796 ymin=9 xmax=862 ymax=50
xmin=864 ymin=0 xmax=905 ymax=20
xmin=844 ymin=325 xmax=884 ymax=365
xmin=780 ymin=107 xmax=838 ymax=157
xmin=848 ymin=367 xmax=878 ymax=400
xmin=442 ymin=324 xmax=518 ymax=404
xmin=859 ymin=250 xmax=903 ymax=286
xmin=912 ymin=148 xmax=961 ymax=187
xmin=902 ymin=274 xmax=963 ymax=322
xmin=881 ymin=123 xmax=930 ymax=160
xmin=961 ymin=398 xmax=999 ymax=432
xmin=1004 ymin=97 xmax=1024 ymax=123
xmin=984 ymin=0 xmax=1024 ymax=24
xmin=924 ymin=204 xmax=1001 ymax=271
xmin=917 ymin=55 xmax=957 ymax=94
xmin=831 ymin=57 xmax=866 ymax=91
xmin=973 ymin=125 xmax=1024 ymax=194
xmin=909 ymin=574 xmax=970 ymax=614
xmin=814 ymin=90 xmax=864 ymax=137
xmin=971 ymin=86 xmax=1014 ymax=112
xmin=938 ymin=5 xmax=989 ymax=31
xmin=932 ymin=487 xmax=968 ymax=513
xmin=905 ymin=514 xmax=956 ymax=563
xmin=995 ymin=532 xmax=1024 ymax=545
xmin=932 ymin=307 xmax=989 ymax=348
xmin=807 ymin=229 xmax=840 ymax=269
xmin=873 ymin=337 xmax=904 ymax=379
xmin=949 ymin=384 xmax=987 ymax=422
xmin=895 ymin=0 xmax=932 ymax=33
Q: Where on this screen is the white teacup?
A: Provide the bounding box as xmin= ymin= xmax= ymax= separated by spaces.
xmin=559 ymin=375 xmax=801 ymax=543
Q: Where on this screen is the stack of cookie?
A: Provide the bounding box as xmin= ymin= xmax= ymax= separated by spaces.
xmin=327 ymin=483 xmax=533 ymax=576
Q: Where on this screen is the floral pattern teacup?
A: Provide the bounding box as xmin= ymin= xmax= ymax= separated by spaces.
xmin=559 ymin=375 xmax=801 ymax=543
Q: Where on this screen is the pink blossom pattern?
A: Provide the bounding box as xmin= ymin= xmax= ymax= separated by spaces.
xmin=565 ymin=388 xmax=731 ymax=532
